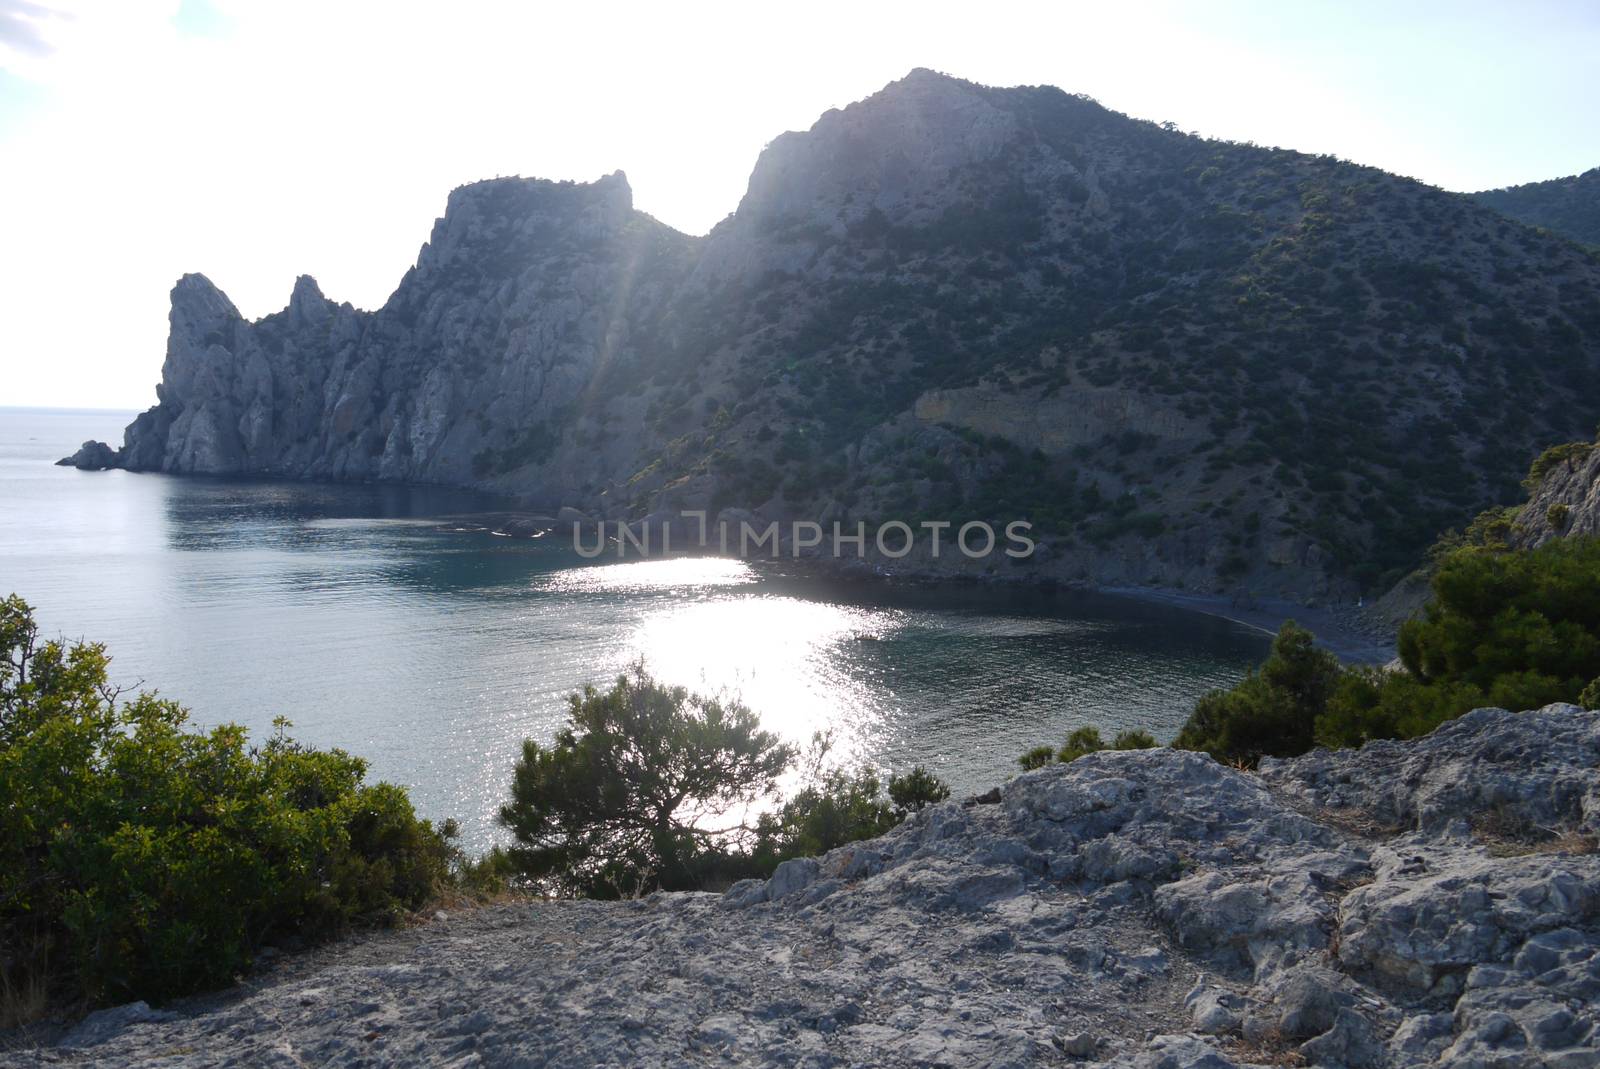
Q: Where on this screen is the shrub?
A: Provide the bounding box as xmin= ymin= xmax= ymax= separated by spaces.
xmin=1397 ymin=539 xmax=1600 ymax=705
xmin=1018 ymin=745 xmax=1056 ymax=770
xmin=1017 ymin=725 xmax=1161 ymax=769
xmin=1204 ymin=540 xmax=1600 ymax=756
xmin=752 ymin=765 xmax=899 ymax=868
xmin=1173 ymin=621 xmax=1341 ymax=766
xmin=0 ymin=595 xmax=455 ymax=1014
xmin=498 ymin=665 xmax=793 ymax=897
xmin=888 ymin=765 xmax=951 ymax=814
xmin=748 ymin=742 xmax=951 ymax=872
xmin=1524 ymin=440 xmax=1594 ymax=488
xmin=1583 ymin=677 xmax=1600 ymax=710
xmin=1548 ymin=502 xmax=1572 ymax=529
xmin=1112 ymin=729 xmax=1159 ymax=750
xmin=1057 ymin=726 xmax=1106 ymax=762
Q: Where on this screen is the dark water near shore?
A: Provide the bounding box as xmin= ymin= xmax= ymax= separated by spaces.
xmin=0 ymin=407 xmax=1269 ymax=850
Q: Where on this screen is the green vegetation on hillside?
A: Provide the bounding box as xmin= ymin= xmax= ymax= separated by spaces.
xmin=1173 ymin=621 xmax=1342 ymax=764
xmin=1474 ymin=167 xmax=1600 ymax=248
xmin=604 ymin=89 xmax=1600 ymax=592
xmin=1175 ymin=537 xmax=1600 ymax=766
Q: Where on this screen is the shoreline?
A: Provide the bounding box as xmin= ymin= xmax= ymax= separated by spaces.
xmin=1096 ymin=585 xmax=1397 ymax=665
xmin=442 ymin=512 xmax=1399 ymax=665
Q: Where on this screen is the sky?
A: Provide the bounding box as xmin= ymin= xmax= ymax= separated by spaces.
xmin=2 ymin=0 xmax=1597 ymax=410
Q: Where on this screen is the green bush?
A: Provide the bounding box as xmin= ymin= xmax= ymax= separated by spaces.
xmin=1112 ymin=729 xmax=1159 ymax=750
xmin=1524 ymin=440 xmax=1594 ymax=488
xmin=1172 ymin=621 xmax=1341 ymax=766
xmin=752 ymin=765 xmax=899 ymax=867
xmin=0 ymin=595 xmax=455 ymax=1015
xmin=1058 ymin=726 xmax=1106 ymax=762
xmin=1018 ymin=744 xmax=1056 ymax=770
xmin=1396 ymin=539 xmax=1600 ymax=703
xmin=1583 ymin=677 xmax=1600 ymax=710
xmin=1017 ymin=725 xmax=1161 ymax=769
xmin=1193 ymin=540 xmax=1600 ymax=756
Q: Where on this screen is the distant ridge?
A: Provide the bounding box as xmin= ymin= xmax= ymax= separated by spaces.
xmin=1473 ymin=166 xmax=1600 ymax=247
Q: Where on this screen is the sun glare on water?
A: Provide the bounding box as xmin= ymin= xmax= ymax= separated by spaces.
xmin=533 ymin=555 xmax=761 ymax=594
xmin=627 ymin=592 xmax=898 ymax=756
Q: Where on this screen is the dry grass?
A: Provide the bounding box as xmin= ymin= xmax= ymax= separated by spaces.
xmin=0 ymin=955 xmax=50 ymax=1031
xmin=1472 ymin=806 xmax=1599 ymax=857
xmin=1315 ymin=805 xmax=1405 ymax=841
xmin=1224 ymin=1028 xmax=1308 ymax=1067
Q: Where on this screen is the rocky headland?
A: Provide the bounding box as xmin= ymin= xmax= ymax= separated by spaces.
xmin=62 ymin=69 xmax=1600 ymax=602
xmin=13 ymin=704 xmax=1598 ymax=1068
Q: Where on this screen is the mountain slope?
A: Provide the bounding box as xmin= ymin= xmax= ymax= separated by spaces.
xmin=1474 ymin=167 xmax=1600 ymax=248
xmin=77 ymin=70 xmax=1600 ymax=598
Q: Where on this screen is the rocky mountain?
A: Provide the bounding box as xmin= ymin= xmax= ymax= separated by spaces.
xmin=18 ymin=705 xmax=1600 ymax=1067
xmin=71 ymin=70 xmax=1600 ymax=598
xmin=1474 ymin=167 xmax=1600 ymax=248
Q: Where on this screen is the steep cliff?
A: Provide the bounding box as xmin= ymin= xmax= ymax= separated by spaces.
xmin=97 ymin=173 xmax=692 ymax=492
xmin=74 ymin=70 xmax=1600 ymax=598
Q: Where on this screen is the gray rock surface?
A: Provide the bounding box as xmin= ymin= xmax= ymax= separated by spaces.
xmin=1514 ymin=440 xmax=1600 ymax=548
xmin=54 ymin=440 xmax=117 ymax=470
xmin=9 ymin=705 xmax=1598 ymax=1067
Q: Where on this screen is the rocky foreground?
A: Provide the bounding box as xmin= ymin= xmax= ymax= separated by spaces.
xmin=12 ymin=706 xmax=1600 ymax=1068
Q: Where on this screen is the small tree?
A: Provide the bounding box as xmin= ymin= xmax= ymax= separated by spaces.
xmin=752 ymin=766 xmax=899 ymax=867
xmin=888 ymin=765 xmax=950 ymax=815
xmin=1173 ymin=621 xmax=1340 ymax=766
xmin=499 ymin=666 xmax=793 ymax=897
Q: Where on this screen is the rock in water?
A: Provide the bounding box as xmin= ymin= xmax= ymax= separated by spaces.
xmin=14 ymin=705 xmax=1600 ymax=1067
xmin=56 ymin=440 xmax=118 ymax=470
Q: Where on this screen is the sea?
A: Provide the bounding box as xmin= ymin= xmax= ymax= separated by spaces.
xmin=0 ymin=407 xmax=1268 ymax=850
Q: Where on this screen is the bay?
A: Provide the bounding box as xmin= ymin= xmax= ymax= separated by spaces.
xmin=0 ymin=406 xmax=1268 ymax=850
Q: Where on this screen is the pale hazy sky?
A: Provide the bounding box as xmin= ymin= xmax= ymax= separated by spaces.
xmin=2 ymin=0 xmax=1597 ymax=409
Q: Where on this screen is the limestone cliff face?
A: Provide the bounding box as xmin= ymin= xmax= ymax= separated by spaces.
xmin=110 ymin=173 xmax=690 ymax=494
xmin=79 ymin=70 xmax=1600 ymax=600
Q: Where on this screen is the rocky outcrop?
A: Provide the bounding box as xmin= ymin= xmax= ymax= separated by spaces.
xmin=17 ymin=706 xmax=1599 ymax=1068
xmin=68 ymin=70 xmax=1600 ymax=599
xmin=83 ymin=174 xmax=690 ymax=497
xmin=55 ymin=440 xmax=117 ymax=470
xmin=1513 ymin=440 xmax=1600 ymax=547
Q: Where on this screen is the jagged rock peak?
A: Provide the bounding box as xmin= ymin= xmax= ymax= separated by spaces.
xmin=290 ymin=273 xmax=324 ymax=302
xmin=171 ymin=272 xmax=240 ymax=318
xmin=168 ymin=272 xmax=242 ymax=343
xmin=286 ymin=274 xmax=334 ymax=328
